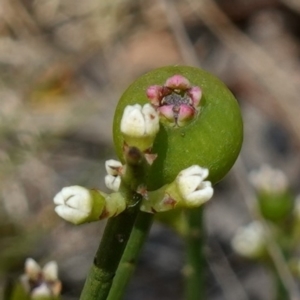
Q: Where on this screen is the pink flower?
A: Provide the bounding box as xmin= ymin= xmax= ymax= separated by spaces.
xmin=146 ymin=75 xmax=202 ymax=126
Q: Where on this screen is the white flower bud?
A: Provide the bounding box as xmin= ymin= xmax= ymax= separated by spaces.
xmin=249 ymin=164 xmax=288 ymax=194
xmin=105 ymin=175 xmax=121 ymax=192
xmin=54 ymin=186 xmax=93 ymax=225
xmin=25 ymin=258 xmax=41 ymax=281
xmin=42 ymin=261 xmax=58 ymax=281
xmin=140 ymin=165 xmax=213 ymax=213
xmin=231 ymin=221 xmax=265 ymax=258
xmin=120 ymin=103 xmax=159 ymax=151
xmin=54 ymin=186 xmax=127 ymax=224
xmin=176 ymin=165 xmax=213 ymax=207
xmin=105 ymin=159 xmax=123 ymax=176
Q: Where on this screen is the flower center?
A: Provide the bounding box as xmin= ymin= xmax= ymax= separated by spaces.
xmin=161 ymin=91 xmax=192 ymax=107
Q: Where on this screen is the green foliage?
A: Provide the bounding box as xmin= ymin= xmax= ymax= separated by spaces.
xmin=8 ymin=283 xmax=30 ymax=300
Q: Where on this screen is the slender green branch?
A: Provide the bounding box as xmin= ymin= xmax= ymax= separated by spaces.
xmin=80 ymin=147 xmax=149 ymax=300
xmin=274 ymin=271 xmax=289 ymax=300
xmin=79 ymin=195 xmax=142 ymax=300
xmin=268 ymin=250 xmax=290 ymax=300
xmin=108 ymin=207 xmax=206 ymax=300
xmin=107 ymin=212 xmax=154 ymax=300
xmin=183 ymin=207 xmax=205 ymax=300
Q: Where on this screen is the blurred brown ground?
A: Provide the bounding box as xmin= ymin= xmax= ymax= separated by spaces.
xmin=1 ymin=0 xmax=300 ymax=299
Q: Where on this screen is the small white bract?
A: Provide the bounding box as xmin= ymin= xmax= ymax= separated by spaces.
xmin=176 ymin=165 xmax=213 ymax=207
xmin=53 ymin=186 xmax=93 ymax=225
xmin=231 ymin=221 xmax=265 ymax=258
xmin=249 ymin=164 xmax=288 ymax=194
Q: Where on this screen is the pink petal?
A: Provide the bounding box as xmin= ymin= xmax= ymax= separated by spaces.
xmin=146 ymin=85 xmax=163 ymax=106
xmin=188 ymin=86 xmax=202 ymax=107
xmin=158 ymin=105 xmax=174 ymax=121
xmin=178 ymin=105 xmax=195 ymax=122
xmin=165 ymin=75 xmax=191 ymax=90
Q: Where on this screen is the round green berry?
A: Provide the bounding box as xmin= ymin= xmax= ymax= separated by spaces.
xmin=113 ymin=66 xmax=243 ymax=189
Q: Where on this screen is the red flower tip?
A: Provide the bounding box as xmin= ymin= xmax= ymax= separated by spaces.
xmin=188 ymin=86 xmax=202 ymax=107
xmin=146 ymin=85 xmax=162 ymax=106
xmin=165 ymin=75 xmax=191 ymax=90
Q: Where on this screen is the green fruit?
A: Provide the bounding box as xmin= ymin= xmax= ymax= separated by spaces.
xmin=113 ymin=66 xmax=243 ymax=190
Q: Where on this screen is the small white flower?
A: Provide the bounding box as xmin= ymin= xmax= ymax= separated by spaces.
xmin=249 ymin=164 xmax=288 ymax=194
xmin=120 ymin=104 xmax=159 ymax=150
xmin=231 ymin=221 xmax=265 ymax=258
xmin=105 ymin=159 xmax=123 ymax=176
xmin=54 ymin=186 xmax=93 ymax=225
xmin=21 ymin=258 xmax=62 ymax=298
xmin=105 ymin=175 xmax=121 ymax=192
xmin=176 ymin=165 xmax=213 ymax=207
xmin=31 ymin=283 xmax=52 ymax=298
xmin=140 ymin=165 xmax=213 ymax=213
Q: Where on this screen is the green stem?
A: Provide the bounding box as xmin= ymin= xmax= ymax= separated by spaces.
xmin=275 ymin=277 xmax=288 ymax=300
xmin=80 ymin=147 xmax=150 ymax=300
xmin=184 ymin=207 xmax=205 ymax=300
xmin=79 ymin=200 xmax=141 ymax=300
xmin=268 ymin=252 xmax=290 ymax=300
xmin=272 ymin=269 xmax=288 ymax=300
xmin=107 ymin=212 xmax=154 ymax=300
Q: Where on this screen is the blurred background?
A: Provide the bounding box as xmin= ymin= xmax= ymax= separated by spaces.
xmin=1 ymin=0 xmax=300 ymax=299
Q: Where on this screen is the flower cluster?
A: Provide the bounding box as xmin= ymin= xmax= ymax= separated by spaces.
xmin=146 ymin=74 xmax=202 ymax=126
xmin=53 ymin=74 xmax=212 ymax=225
xmin=54 ymin=165 xmax=213 ymax=223
xmin=20 ymin=258 xmax=61 ymax=298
